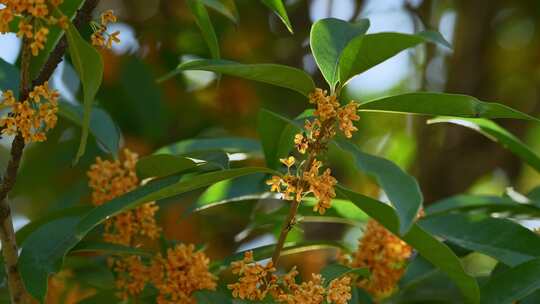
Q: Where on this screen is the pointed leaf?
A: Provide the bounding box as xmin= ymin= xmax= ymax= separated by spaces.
xmin=156 ymin=137 xmax=262 ymax=156
xmin=188 ymin=0 xmax=220 ymax=59
xmin=335 ymin=139 xmax=423 ymax=235
xmin=338 ymin=186 xmax=480 ymax=304
xmin=201 ymin=0 xmax=239 ymax=23
xmin=136 ymin=154 xmax=200 ymax=179
xmin=65 ymin=22 xmax=104 ymax=163
xmin=261 ymin=0 xmax=293 ymax=33
xmin=160 ymin=59 xmax=314 ymax=96
xmin=360 ymin=92 xmax=539 ymax=121
xmin=339 ymin=31 xmax=450 ymax=85
xmin=429 ymin=117 xmax=540 ymax=172
xmin=425 ymin=194 xmax=540 ymax=216
xmin=310 ymin=18 xmax=370 ymax=89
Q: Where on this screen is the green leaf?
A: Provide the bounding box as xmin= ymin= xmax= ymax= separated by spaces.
xmin=156 ymin=137 xmax=262 ymax=156
xmin=310 ymin=18 xmax=370 ymax=90
xmin=194 ymin=290 xmax=233 ymax=304
xmin=320 ymin=264 xmax=369 ymax=286
xmin=419 ymin=213 xmax=540 ymax=267
xmin=481 ymin=258 xmax=540 ymax=304
xmin=425 ymin=195 xmax=540 ymax=216
xmin=188 ymin=0 xmax=220 ymax=59
xmin=201 ymin=0 xmax=239 ymax=23
xmin=19 ymin=167 xmax=274 ymax=302
xmin=70 ymin=241 xmax=152 ymax=256
xmin=57 ymin=100 xmax=120 ymax=156
xmin=160 ymin=59 xmax=315 ymax=96
xmin=359 ymin=92 xmax=539 ymax=121
xmin=339 ymin=31 xmax=450 ymax=86
xmin=260 ymin=0 xmax=293 ymax=33
xmin=257 ymin=109 xmax=299 ymax=169
xmin=428 ymin=117 xmax=540 ymax=172
xmin=65 ymin=22 xmax=104 ymax=164
xmin=337 ymin=186 xmax=480 ymax=304
xmin=136 ymin=154 xmax=200 ymax=179
xmin=78 ymin=291 xmax=119 ymax=304
xmin=0 ymin=57 xmax=19 ymax=95
xmin=335 ymin=139 xmax=423 ymax=235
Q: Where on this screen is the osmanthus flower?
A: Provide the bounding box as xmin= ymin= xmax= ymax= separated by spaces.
xmin=228 ymin=251 xmax=352 ymax=304
xmin=149 ymin=244 xmax=217 ymax=304
xmin=0 ymin=82 xmax=59 ymax=143
xmin=266 ymin=88 xmax=359 ymax=214
xmin=349 ymin=219 xmax=413 ymax=299
xmin=87 ymin=149 xmax=161 ymax=246
xmin=110 ymin=255 xmax=149 ymax=300
xmin=0 ymin=0 xmax=69 ymax=56
xmin=90 ymin=9 xmax=121 ymax=49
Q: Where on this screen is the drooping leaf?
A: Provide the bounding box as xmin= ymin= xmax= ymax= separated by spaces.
xmin=428 ymin=117 xmax=540 ymax=172
xmin=337 ymin=186 xmax=480 ymax=304
xmin=19 ymin=167 xmax=275 ymax=302
xmin=359 ymin=92 xmax=539 ymax=121
xmin=0 ymin=57 xmax=19 ymax=95
xmin=201 ymin=0 xmax=239 ymax=23
xmin=136 ymin=154 xmax=200 ymax=179
xmin=260 ymin=0 xmax=293 ymax=33
xmin=335 ymin=139 xmax=423 ymax=235
xmin=425 ymin=194 xmax=540 ymax=216
xmin=310 ymin=18 xmax=370 ymax=89
xmin=160 ymin=59 xmax=315 ymax=97
xmin=57 ymin=100 xmax=120 ymax=156
xmin=257 ymin=109 xmax=299 ymax=169
xmin=420 ymin=213 xmax=540 ymax=267
xmin=187 ymin=0 xmax=220 ymax=59
xmin=65 ymin=22 xmax=104 ymax=163
xmin=339 ymin=31 xmax=450 ymax=85
xmin=481 ymin=258 xmax=540 ymax=304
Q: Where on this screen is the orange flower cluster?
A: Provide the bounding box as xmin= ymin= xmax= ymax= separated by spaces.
xmin=91 ymin=10 xmax=120 ymax=49
xmin=351 ymin=219 xmax=412 ymax=299
xmin=0 ymin=0 xmax=68 ymax=55
xmin=228 ymin=251 xmax=352 ymax=304
xmin=0 ymin=82 xmax=58 ymax=143
xmin=87 ymin=149 xmax=161 ymax=246
xmin=150 ymin=244 xmax=217 ymax=304
xmin=110 ymin=255 xmax=148 ymax=300
xmin=266 ymin=88 xmax=359 ymax=214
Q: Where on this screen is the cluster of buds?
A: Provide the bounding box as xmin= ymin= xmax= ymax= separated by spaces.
xmin=228 ymin=251 xmax=352 ymax=304
xmin=0 ymin=83 xmax=58 ymax=143
xmin=266 ymin=88 xmax=359 ymax=214
xmin=1 ymin=0 xmax=69 ymax=56
xmin=90 ymin=9 xmax=120 ymax=49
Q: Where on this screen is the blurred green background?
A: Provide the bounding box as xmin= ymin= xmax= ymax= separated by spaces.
xmin=1 ymin=0 xmax=539 ymax=275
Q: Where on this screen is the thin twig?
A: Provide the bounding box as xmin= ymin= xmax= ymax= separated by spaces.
xmin=0 ymin=1 xmax=100 ymax=302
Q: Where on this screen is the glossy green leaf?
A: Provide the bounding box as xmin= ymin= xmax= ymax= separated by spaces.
xmin=57 ymin=100 xmax=120 ymax=156
xmin=481 ymin=258 xmax=540 ymax=304
xmin=156 ymin=137 xmax=262 ymax=156
xmin=429 ymin=117 xmax=540 ymax=172
xmin=339 ymin=31 xmax=450 ymax=85
xmin=136 ymin=154 xmax=200 ymax=179
xmin=310 ymin=18 xmax=370 ymax=89
xmin=65 ymin=22 xmax=104 ymax=163
xmin=188 ymin=0 xmax=220 ymax=59
xmin=160 ymin=59 xmax=315 ymax=96
xmin=359 ymin=92 xmax=539 ymax=121
xmin=337 ymin=186 xmax=480 ymax=304
xmin=320 ymin=264 xmax=369 ymax=286
xmin=260 ymin=0 xmax=293 ymax=33
xmin=425 ymin=195 xmax=540 ymax=216
xmin=257 ymin=109 xmax=299 ymax=169
xmin=0 ymin=57 xmax=19 ymax=95
xmin=335 ymin=139 xmax=423 ymax=235
xmin=70 ymin=241 xmax=152 ymax=256
xmin=201 ymin=0 xmax=239 ymax=23
xmin=420 ymin=213 xmax=540 ymax=267
xmin=19 ymin=167 xmax=274 ymax=302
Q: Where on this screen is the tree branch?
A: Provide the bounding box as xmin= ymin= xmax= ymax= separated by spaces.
xmin=0 ymin=1 xmax=100 ymax=302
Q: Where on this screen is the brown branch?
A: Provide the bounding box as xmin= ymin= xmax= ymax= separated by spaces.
xmin=271 ymin=200 xmax=300 ymax=265
xmin=0 ymin=1 xmax=100 ymax=302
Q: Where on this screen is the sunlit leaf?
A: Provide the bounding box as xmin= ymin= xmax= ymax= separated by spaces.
xmin=310 ymin=18 xmax=370 ymax=90
xmin=136 ymin=154 xmax=200 ymax=179
xmin=65 ymin=22 xmax=104 ymax=163
xmin=260 ymin=0 xmax=293 ymax=33
xmin=160 ymin=59 xmax=315 ymax=96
